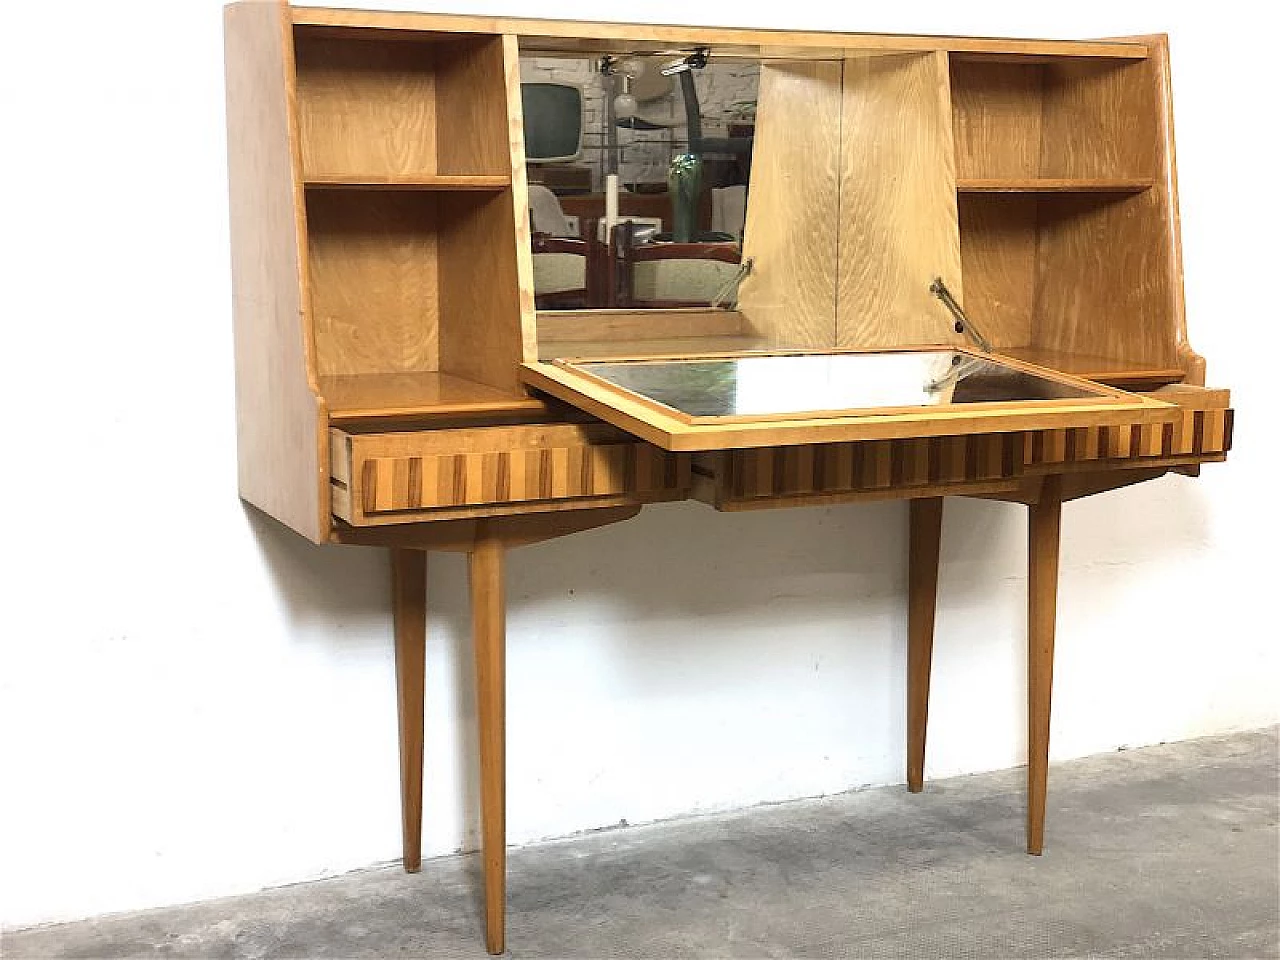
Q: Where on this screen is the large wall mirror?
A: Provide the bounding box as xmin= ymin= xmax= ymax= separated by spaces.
xmin=520 ymin=50 xmax=759 ymax=311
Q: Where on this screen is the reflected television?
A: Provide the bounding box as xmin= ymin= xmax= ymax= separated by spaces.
xmin=521 ymin=82 xmax=584 ymax=163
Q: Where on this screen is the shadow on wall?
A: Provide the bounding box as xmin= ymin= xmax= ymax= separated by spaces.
xmin=242 ymin=479 xmax=1215 ymax=844
xmin=244 ymin=480 xmax=1213 ymax=665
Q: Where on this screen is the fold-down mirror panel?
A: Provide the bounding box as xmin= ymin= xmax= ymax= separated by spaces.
xmin=521 ymin=348 xmax=1176 ymax=451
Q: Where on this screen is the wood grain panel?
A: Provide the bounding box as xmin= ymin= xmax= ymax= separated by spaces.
xmin=437 ymin=190 xmax=525 ymax=392
xmin=958 ymin=178 xmax=1152 ymax=194
xmin=320 ymin=371 xmax=549 ymax=420
xmin=500 ymin=34 xmax=541 ymax=366
xmin=1032 ymin=192 xmax=1177 ymax=366
xmin=1039 ymin=59 xmax=1159 ymax=180
xmin=950 ymin=60 xmax=1043 ymax=179
xmin=836 ymin=52 xmax=964 ymax=349
xmin=1142 ymin=35 xmax=1201 ymax=385
xmin=291 ymin=8 xmax=1149 ymax=61
xmin=435 ymin=34 xmax=509 ymax=175
xmin=225 ymin=2 xmax=326 ymax=541
xmin=957 ymin=195 xmax=1037 ymax=348
xmin=437 ymin=36 xmax=529 ymax=392
xmin=1031 ymin=52 xmax=1180 ymax=372
xmin=737 ymin=60 xmax=843 ymax=349
xmin=1001 ymin=347 xmax=1184 ymax=387
xmin=333 ymin=424 xmax=690 ymax=523
xmin=294 ymin=30 xmax=441 ymax=178
xmin=307 ymin=190 xmax=440 ymax=376
xmin=537 ymin=310 xmax=746 ymax=345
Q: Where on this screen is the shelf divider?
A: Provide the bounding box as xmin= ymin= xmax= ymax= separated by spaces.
xmin=304 ymin=174 xmax=511 ymax=191
xmin=957 ymin=178 xmax=1154 ymax=194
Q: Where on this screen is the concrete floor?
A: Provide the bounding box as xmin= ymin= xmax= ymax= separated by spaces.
xmin=6 ymin=728 xmax=1277 ymax=959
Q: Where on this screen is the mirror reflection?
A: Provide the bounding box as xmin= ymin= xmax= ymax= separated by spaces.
xmin=568 ymin=352 xmax=1102 ymax=421
xmin=520 ymin=51 xmax=758 ymax=310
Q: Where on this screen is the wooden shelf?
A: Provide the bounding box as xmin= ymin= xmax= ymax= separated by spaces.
xmin=957 ymin=178 xmax=1154 ymax=195
xmin=304 ymin=174 xmax=511 ymax=191
xmin=1001 ymin=347 xmax=1184 ymax=388
xmin=320 ymin=372 xmax=550 ymax=421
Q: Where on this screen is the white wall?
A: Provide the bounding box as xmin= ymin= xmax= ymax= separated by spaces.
xmin=2 ymin=0 xmax=1276 ymax=931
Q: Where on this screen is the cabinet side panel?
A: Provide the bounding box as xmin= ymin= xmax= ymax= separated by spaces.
xmin=438 ymin=191 xmax=524 ymax=391
xmin=1145 ymin=35 xmax=1201 ymax=384
xmin=435 ymin=34 xmax=510 ymax=176
xmin=436 ymin=36 xmax=527 ymax=391
xmin=499 ymin=34 xmax=539 ymax=365
xmin=737 ymin=60 xmax=843 ymax=349
xmin=225 ymin=2 xmax=325 ymax=541
xmin=837 ymin=52 xmax=964 ymax=348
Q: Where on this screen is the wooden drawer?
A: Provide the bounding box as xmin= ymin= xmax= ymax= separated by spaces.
xmin=1024 ymin=385 xmax=1233 ymax=468
xmin=700 ymin=432 xmax=1028 ymax=510
xmin=330 ymin=423 xmax=691 ymax=525
xmin=699 ymin=386 xmax=1233 ymax=511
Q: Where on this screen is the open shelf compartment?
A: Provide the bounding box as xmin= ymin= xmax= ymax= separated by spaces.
xmin=292 ymin=25 xmax=513 ymax=181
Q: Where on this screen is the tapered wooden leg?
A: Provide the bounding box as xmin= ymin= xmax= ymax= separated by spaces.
xmin=907 ymin=497 xmax=944 ymax=793
xmin=1027 ymin=476 xmax=1063 ymax=856
xmin=470 ymin=533 xmax=507 ymax=956
xmin=391 ymin=548 xmax=428 ymax=873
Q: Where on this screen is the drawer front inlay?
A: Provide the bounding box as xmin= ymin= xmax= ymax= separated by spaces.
xmin=331 ymin=424 xmax=690 ymax=524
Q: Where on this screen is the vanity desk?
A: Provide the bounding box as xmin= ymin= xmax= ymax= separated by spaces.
xmin=225 ymin=5 xmax=1232 ymax=953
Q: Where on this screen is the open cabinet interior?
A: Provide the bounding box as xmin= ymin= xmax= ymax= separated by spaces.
xmin=949 ymin=52 xmax=1188 ymax=386
xmin=531 ymin=44 xmax=1194 ymax=389
xmin=522 ymin=42 xmax=1200 ymax=450
xmin=287 ymin=20 xmax=1196 ymax=428
xmin=294 ymin=26 xmax=536 ymax=418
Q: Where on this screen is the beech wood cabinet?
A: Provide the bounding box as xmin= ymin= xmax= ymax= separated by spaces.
xmin=225 ymin=4 xmax=1231 ymax=953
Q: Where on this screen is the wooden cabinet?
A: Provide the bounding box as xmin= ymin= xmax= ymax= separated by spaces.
xmin=225 ymin=5 xmax=1232 ymax=954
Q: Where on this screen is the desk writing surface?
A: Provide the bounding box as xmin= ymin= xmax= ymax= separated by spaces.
xmin=522 ymin=348 xmax=1175 ymax=451
xmin=571 ymin=351 xmax=1100 ymax=421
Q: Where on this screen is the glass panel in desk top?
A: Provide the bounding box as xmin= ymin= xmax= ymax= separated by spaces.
xmin=566 ymin=350 xmax=1106 ymax=422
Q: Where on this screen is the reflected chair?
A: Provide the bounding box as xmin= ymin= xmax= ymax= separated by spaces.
xmin=532 ymin=218 xmax=607 ymax=310
xmin=611 ymin=220 xmax=742 ymax=309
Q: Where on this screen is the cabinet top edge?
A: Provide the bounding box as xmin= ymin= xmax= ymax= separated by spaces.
xmin=280 ymin=5 xmax=1150 ymax=60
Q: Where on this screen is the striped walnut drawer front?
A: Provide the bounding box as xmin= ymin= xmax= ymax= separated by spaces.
xmin=331 ymin=423 xmax=691 ymax=525
xmin=710 ymin=402 xmax=1232 ymax=510
xmin=720 ymin=432 xmax=1026 ymax=502
xmin=1025 ymin=407 xmax=1233 ymax=466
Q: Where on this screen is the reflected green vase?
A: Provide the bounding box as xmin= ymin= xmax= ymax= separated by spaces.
xmin=668 ymin=153 xmax=703 ymax=243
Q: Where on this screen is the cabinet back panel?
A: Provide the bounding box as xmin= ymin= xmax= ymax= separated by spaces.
xmin=951 ymin=60 xmax=1044 ymax=179
xmin=294 ymin=31 xmax=439 ymax=177
xmin=1033 ymin=192 xmax=1176 ymax=365
xmin=957 ymin=195 xmax=1037 ymax=348
xmin=1040 ymin=60 xmax=1161 ymax=180
xmin=307 ymin=190 xmax=440 ymax=376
